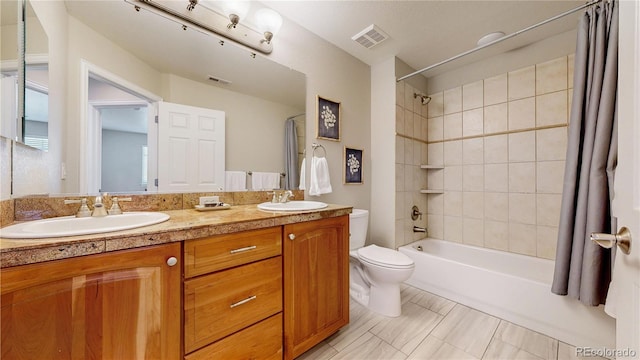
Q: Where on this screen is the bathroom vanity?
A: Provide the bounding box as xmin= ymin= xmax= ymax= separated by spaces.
xmin=0 ymin=204 xmax=351 ymax=360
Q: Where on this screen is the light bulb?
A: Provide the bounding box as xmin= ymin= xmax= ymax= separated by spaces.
xmin=255 ymin=8 xmax=282 ymax=43
xmin=221 ymin=0 xmax=250 ymax=28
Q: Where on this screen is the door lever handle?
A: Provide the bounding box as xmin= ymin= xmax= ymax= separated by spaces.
xmin=590 ymin=227 xmax=632 ymax=255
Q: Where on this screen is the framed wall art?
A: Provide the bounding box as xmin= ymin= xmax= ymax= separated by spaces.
xmin=344 ymin=147 xmax=363 ymax=184
xmin=316 ymin=95 xmax=341 ymax=141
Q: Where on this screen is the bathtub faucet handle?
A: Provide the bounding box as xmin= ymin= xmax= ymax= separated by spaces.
xmin=411 ymin=205 xmax=422 ymax=221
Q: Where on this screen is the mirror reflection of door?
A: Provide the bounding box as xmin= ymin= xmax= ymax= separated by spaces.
xmin=24 ymin=65 xmax=49 ymax=151
xmin=98 ymin=105 xmax=148 ymax=193
xmin=88 ymin=76 xmax=155 ymax=194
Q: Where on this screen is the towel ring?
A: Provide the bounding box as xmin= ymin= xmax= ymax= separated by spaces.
xmin=311 ymin=143 xmax=326 ymax=157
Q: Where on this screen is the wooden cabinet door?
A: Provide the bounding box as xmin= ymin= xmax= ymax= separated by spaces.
xmin=283 ymin=215 xmax=349 ymax=360
xmin=1 ymin=243 xmax=181 ymax=360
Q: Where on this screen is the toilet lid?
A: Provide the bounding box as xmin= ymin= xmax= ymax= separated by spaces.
xmin=357 ymin=245 xmax=414 ymax=269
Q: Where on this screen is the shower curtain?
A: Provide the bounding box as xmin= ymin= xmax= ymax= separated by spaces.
xmin=284 ymin=118 xmax=299 ymax=190
xmin=552 ymin=0 xmax=618 ymax=306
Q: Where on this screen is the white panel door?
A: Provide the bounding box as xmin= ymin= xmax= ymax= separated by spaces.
xmin=612 ymin=1 xmax=640 ymax=356
xmin=157 ymin=102 xmax=225 ymax=192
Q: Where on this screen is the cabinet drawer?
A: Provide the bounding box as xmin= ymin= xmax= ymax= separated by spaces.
xmin=184 ymin=227 xmax=282 ymax=278
xmin=184 ymin=313 xmax=283 ymax=360
xmin=184 ymin=256 xmax=283 ymax=353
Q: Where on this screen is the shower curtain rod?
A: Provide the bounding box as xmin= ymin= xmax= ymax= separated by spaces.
xmin=396 ymin=0 xmax=602 ymax=82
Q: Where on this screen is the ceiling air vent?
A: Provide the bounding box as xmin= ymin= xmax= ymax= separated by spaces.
xmin=352 ymin=24 xmax=389 ymax=49
xmin=208 ymin=75 xmax=232 ymax=85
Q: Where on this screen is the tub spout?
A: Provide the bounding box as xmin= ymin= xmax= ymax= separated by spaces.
xmin=413 ymin=226 xmax=427 ymax=233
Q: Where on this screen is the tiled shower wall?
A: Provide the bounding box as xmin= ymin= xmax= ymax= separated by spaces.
xmin=398 ymin=55 xmax=573 ymax=260
xmin=395 ymin=82 xmax=429 ymax=247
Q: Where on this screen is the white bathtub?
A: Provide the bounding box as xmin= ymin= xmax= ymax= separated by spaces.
xmin=398 ymin=239 xmax=615 ymax=349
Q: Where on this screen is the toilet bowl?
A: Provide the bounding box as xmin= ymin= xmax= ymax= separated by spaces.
xmin=349 ymin=209 xmax=415 ymax=317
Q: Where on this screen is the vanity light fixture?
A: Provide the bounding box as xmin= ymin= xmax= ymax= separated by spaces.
xmin=125 ymin=0 xmax=281 ymax=55
xmin=255 ymin=8 xmax=283 ymax=44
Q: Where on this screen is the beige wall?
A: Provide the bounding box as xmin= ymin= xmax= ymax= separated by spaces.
xmin=421 ymin=55 xmax=572 ymax=259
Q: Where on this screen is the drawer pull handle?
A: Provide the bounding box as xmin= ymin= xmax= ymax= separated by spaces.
xmin=230 ymin=245 xmax=257 ymax=254
xmin=230 ymin=295 xmax=257 ymax=308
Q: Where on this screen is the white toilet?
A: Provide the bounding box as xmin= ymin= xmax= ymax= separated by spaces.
xmin=349 ymin=209 xmax=415 ymax=317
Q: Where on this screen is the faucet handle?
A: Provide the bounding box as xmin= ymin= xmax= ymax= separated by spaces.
xmin=65 ymin=198 xmax=91 ymax=217
xmin=108 ymin=197 xmax=132 ymax=215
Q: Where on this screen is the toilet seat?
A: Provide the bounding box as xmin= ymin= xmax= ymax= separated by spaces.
xmin=357 ymin=245 xmax=414 ymax=269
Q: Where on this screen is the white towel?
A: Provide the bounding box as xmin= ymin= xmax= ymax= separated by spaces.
xmin=251 ymin=172 xmax=281 ymax=190
xmin=308 ymin=156 xmax=332 ymax=196
xmin=299 ymin=158 xmax=306 ymax=190
xmin=225 ymin=171 xmax=247 ymax=191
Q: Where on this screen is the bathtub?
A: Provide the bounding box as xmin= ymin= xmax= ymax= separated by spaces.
xmin=398 ymin=239 xmax=615 ymax=349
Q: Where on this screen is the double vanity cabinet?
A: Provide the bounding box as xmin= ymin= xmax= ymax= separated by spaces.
xmin=0 ymin=206 xmax=350 ymax=360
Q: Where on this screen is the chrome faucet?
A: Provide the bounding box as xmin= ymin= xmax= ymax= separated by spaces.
xmin=92 ymin=195 xmax=108 ymax=217
xmin=279 ymin=190 xmax=294 ymax=203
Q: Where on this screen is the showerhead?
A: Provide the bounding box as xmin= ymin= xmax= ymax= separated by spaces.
xmin=413 ymin=93 xmax=431 ymax=105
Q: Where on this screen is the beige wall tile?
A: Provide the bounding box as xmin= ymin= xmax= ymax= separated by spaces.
xmin=509 ymin=223 xmax=537 ymax=256
xmin=484 ymin=135 xmax=508 ymax=164
xmin=396 ymin=187 xmax=405 ymax=218
xmin=537 ymin=127 xmax=567 ymax=161
xmin=413 ymin=141 xmax=423 ymax=166
xmin=463 ymin=218 xmax=484 ymax=246
xmin=396 ymin=163 xmax=405 ymax=192
xmin=537 ymin=161 xmax=565 ymax=194
xmin=428 ymin=92 xmax=444 ymax=117
xmin=428 ymin=143 xmax=444 ymax=165
xmin=428 ymin=214 xmax=445 ymax=239
xmin=509 ymin=162 xmax=536 ymax=193
xmin=405 ymin=109 xmax=415 ymax=137
xmin=484 ymin=164 xmax=508 ymax=193
xmin=463 ymin=138 xmax=484 ymax=165
xmin=463 ymin=80 xmax=484 ymax=110
xmin=405 ymin=82 xmax=416 ymax=111
xmin=567 ymin=54 xmax=575 ymax=89
xmin=427 ymin=168 xmax=444 ymax=191
xmin=444 ymin=166 xmax=463 ymax=191
xmin=427 ymin=193 xmax=444 ymax=215
xmin=536 ymin=57 xmax=568 ymax=95
xmin=421 ymin=143 xmax=429 ymax=164
xmin=508 ymin=65 xmax=535 ymax=100
xmin=508 ymin=97 xmax=536 ymax=130
xmin=397 ymin=81 xmax=405 ymax=107
xmin=444 ymin=87 xmax=463 ymax=114
xmin=416 ymin=116 xmax=426 ymax=141
xmin=396 ymin=136 xmax=405 ymax=164
xmin=485 ymin=220 xmax=509 ymax=251
xmin=444 ymin=216 xmax=464 ymax=242
xmin=444 ymin=191 xmax=463 ymax=216
xmin=509 ymin=193 xmax=536 ymax=225
xmin=484 ymin=73 xmax=508 ymax=106
xmin=537 ymin=194 xmax=562 ymax=227
xmin=536 ymin=90 xmax=568 ymax=127
xmin=484 ymin=103 xmax=508 ymax=134
xmin=404 ymin=164 xmax=414 ymax=192
xmin=463 ymin=108 xmax=484 ymax=137
xmin=485 ymin=192 xmax=509 ymax=222
xmin=443 ymin=112 xmax=463 ymax=139
xmin=508 ymin=131 xmax=536 ymax=162
xmin=444 ymin=140 xmax=463 ymax=166
xmin=463 ymin=165 xmax=484 ymax=192
xmin=428 ymin=116 xmax=444 ymax=142
xmin=463 ymin=191 xmax=484 ymax=219
xmin=421 ymin=115 xmax=429 ymax=141
xmin=404 ymin=137 xmax=414 ymax=165
xmin=396 ymin=105 xmax=405 ymax=133
xmin=537 ymin=225 xmax=559 ymax=260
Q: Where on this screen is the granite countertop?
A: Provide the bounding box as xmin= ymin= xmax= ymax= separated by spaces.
xmin=0 ymin=204 xmax=352 ymax=268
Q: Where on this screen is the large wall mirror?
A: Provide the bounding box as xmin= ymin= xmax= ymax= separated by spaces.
xmin=10 ymin=0 xmax=305 ymax=196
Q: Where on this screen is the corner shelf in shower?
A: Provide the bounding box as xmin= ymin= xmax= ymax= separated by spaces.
xmin=420 ymin=164 xmax=444 ymax=194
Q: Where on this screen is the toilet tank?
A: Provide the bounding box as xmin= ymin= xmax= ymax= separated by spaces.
xmin=349 ymin=209 xmax=369 ymax=250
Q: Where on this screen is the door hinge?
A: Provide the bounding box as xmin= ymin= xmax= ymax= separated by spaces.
xmin=154 ymin=178 xmax=158 ymax=187
xmin=155 ymin=115 xmax=158 ymax=124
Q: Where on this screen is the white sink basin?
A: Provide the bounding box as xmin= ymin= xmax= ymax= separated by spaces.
xmin=257 ymin=201 xmax=328 ymax=212
xmin=0 ymin=212 xmax=170 ymax=239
